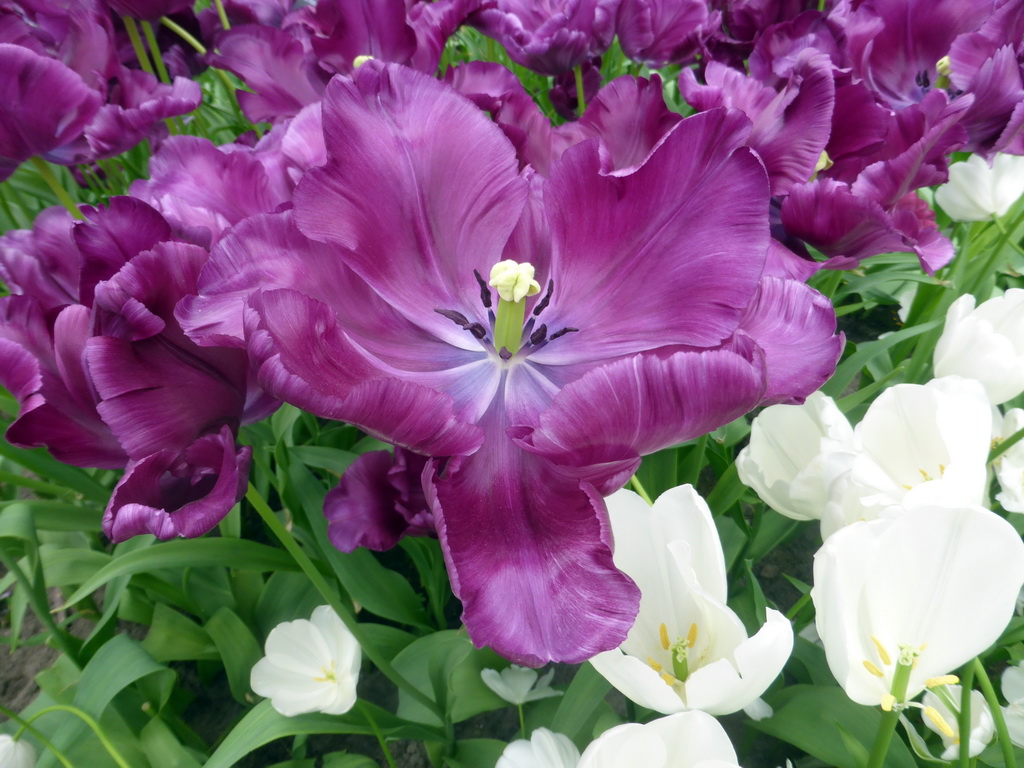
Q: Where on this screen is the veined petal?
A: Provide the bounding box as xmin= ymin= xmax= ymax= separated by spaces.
xmin=530 ymin=108 xmax=768 ymax=364
xmin=429 ymin=410 xmax=640 ymax=666
xmin=516 ymin=350 xmax=765 ymax=491
xmin=293 ymin=62 xmax=528 ymax=343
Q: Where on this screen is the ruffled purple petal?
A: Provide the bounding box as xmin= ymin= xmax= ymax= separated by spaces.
xmin=74 ymin=196 xmax=173 ymax=306
xmin=529 ymin=108 xmax=768 ymax=365
xmin=0 ymin=43 xmax=101 ymax=178
xmin=1 ymin=299 xmax=125 ymax=468
xmin=208 ymin=25 xmax=327 ymax=123
xmin=293 ymin=63 xmax=528 ymax=342
xmin=515 ymin=349 xmax=766 ymax=491
xmin=103 ymin=426 xmax=251 ymax=542
xmin=297 ymin=0 xmax=417 ymax=74
xmin=680 ymin=52 xmax=834 ymax=194
xmin=728 ymin=276 xmax=843 ymax=405
xmin=325 ymin=448 xmax=433 ymax=552
xmin=130 ymin=135 xmax=291 ymax=247
xmin=0 ymin=206 xmax=79 ymax=309
xmin=85 ymin=68 xmax=201 ymax=158
xmin=617 ymin=0 xmax=714 ymax=67
xmin=430 ymin=415 xmax=640 ymax=665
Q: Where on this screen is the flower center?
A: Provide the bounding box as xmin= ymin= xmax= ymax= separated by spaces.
xmin=313 ymin=659 xmax=337 ymax=683
xmin=648 ymin=622 xmax=699 ymax=687
xmin=433 ymin=261 xmax=578 ymax=359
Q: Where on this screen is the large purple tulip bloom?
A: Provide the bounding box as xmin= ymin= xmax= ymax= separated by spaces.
xmin=186 ymin=63 xmax=840 ymax=664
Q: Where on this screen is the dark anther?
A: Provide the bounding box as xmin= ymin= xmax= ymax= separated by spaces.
xmin=530 ymin=324 xmax=548 ymax=345
xmin=499 ymin=347 xmax=513 ymax=360
xmin=473 ymin=269 xmax=492 ymax=309
xmin=549 ymin=326 xmax=579 ymax=340
xmin=436 ymin=309 xmax=488 ymax=340
xmin=915 ymin=70 xmax=930 ymax=88
xmin=435 ymin=308 xmax=470 ymax=326
xmin=532 ymin=279 xmax=554 ymax=316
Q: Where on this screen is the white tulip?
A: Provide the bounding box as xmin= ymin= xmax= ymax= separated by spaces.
xmin=577 ymin=711 xmax=741 ymax=768
xmin=736 ymin=391 xmax=856 ymax=521
xmin=590 ymin=486 xmax=792 ymax=716
xmin=481 ymin=665 xmax=563 ymax=705
xmin=921 ymin=685 xmax=994 ymax=760
xmin=934 ymin=290 xmax=1024 ymax=405
xmin=821 ymin=377 xmax=991 ymax=537
xmin=250 ymin=605 xmax=361 ymax=716
xmin=497 ymin=729 xmax=581 ymax=768
xmin=0 ymin=734 xmax=36 ymax=768
xmin=935 ymin=153 xmax=1024 ymax=222
xmin=1001 ymin=662 xmax=1024 ymax=747
xmin=812 ymin=504 xmax=1024 ymax=708
xmin=995 ymin=408 xmax=1024 ymax=512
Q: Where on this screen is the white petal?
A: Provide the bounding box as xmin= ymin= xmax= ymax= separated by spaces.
xmin=578 ymin=712 xmax=739 ymax=768
xmin=588 ymin=650 xmax=687 ymax=714
xmin=813 ymin=505 xmax=1024 ymax=706
xmin=497 ymin=729 xmax=580 ymax=768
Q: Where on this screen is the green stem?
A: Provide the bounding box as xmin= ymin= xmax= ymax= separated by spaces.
xmin=574 ymin=65 xmax=587 ymax=116
xmin=121 ymin=16 xmax=155 ymax=76
xmin=972 ymin=658 xmax=1017 ymax=768
xmin=785 ymin=592 xmax=811 ymax=621
xmin=994 ymin=216 xmax=1024 ymax=258
xmin=160 ymin=16 xmax=206 ymax=54
xmin=245 ymin=485 xmax=444 ymax=721
xmin=0 ymin=548 xmax=81 ymax=664
xmin=518 ymin=703 xmax=526 ymax=739
xmin=28 ymin=157 xmax=83 ymax=220
xmin=866 ymin=659 xmax=913 ymax=768
xmin=991 ymin=423 xmax=1024 ymax=463
xmin=358 ymin=701 xmax=397 ymax=768
xmin=958 ymin=663 xmax=976 ymax=768
xmin=141 ymin=20 xmax=172 ymax=85
xmin=0 ymin=704 xmax=73 ymax=768
xmin=14 ymin=704 xmax=131 ymax=768
xmin=0 ymin=470 xmax=70 ymax=496
xmin=213 ymin=0 xmax=231 ymax=30
xmin=629 ymin=474 xmax=654 ymax=505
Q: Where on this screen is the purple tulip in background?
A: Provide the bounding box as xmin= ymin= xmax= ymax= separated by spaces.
xmin=184 ymin=62 xmax=841 ymax=665
xmin=470 ymin=0 xmax=620 ymax=75
xmin=0 ymin=199 xmax=276 ymax=542
xmin=616 ymin=0 xmax=719 ymax=68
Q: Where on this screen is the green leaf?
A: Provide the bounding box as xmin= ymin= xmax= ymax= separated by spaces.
xmin=61 ymin=538 xmax=299 ymax=608
xmin=752 ymin=685 xmax=917 ymax=768
xmin=289 ymin=445 xmax=359 ymax=475
xmin=205 ymin=607 xmax=264 ymax=704
xmin=446 ymin=739 xmax=507 ymax=768
xmin=393 ymin=631 xmax=474 ymax=726
xmin=822 ymin=320 xmax=941 ymax=398
xmin=203 ymin=700 xmax=443 ymax=768
xmin=139 ymin=717 xmax=203 ymax=768
xmin=322 ymin=754 xmax=380 ymax=768
xmin=39 ymin=546 xmax=111 ymax=588
xmin=142 ymin=604 xmax=219 ymax=662
xmin=0 ymin=500 xmax=103 ymax=532
xmin=284 ymin=460 xmax=429 ymax=628
xmin=0 ymin=441 xmax=111 ymax=502
xmin=714 ymin=515 xmax=747 ymax=573
xmin=551 ymin=664 xmax=612 ymax=742
xmin=254 ymin=571 xmax=323 ymax=638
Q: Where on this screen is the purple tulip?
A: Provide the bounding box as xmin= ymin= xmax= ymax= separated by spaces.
xmin=470 ymin=0 xmax=620 ymax=75
xmin=325 ymin=448 xmax=434 ymax=552
xmin=616 ymin=0 xmax=718 ymax=68
xmin=187 ymin=63 xmax=840 ymax=664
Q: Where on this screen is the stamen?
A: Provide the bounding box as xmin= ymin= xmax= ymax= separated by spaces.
xmin=926 ymin=675 xmax=959 ymax=688
xmin=924 ymin=706 xmax=956 ymax=738
xmin=435 ymin=309 xmax=488 ymax=340
xmin=660 ymin=672 xmax=677 ymax=687
xmin=473 ymin=269 xmax=492 ymax=309
xmin=871 ymin=636 xmax=892 ymax=666
xmin=530 ymin=324 xmax=548 ymax=345
xmin=881 ymin=694 xmax=896 ymax=712
xmin=647 ymin=657 xmax=663 ymax=672
xmin=863 ymin=660 xmax=885 ymax=678
xmin=549 ymin=326 xmax=579 ymax=341
xmin=499 ymin=347 xmax=512 ymax=361
xmin=919 ymin=469 xmax=932 ymax=481
xmin=532 ymin=280 xmax=554 ymax=316
xmin=687 ymin=623 xmax=698 ymax=648
xmin=313 ymin=660 xmax=337 ymax=683
xmin=659 ymin=623 xmax=670 ymax=651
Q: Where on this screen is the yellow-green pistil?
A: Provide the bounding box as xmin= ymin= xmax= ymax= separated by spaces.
xmin=489 ymin=260 xmax=541 ymax=356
